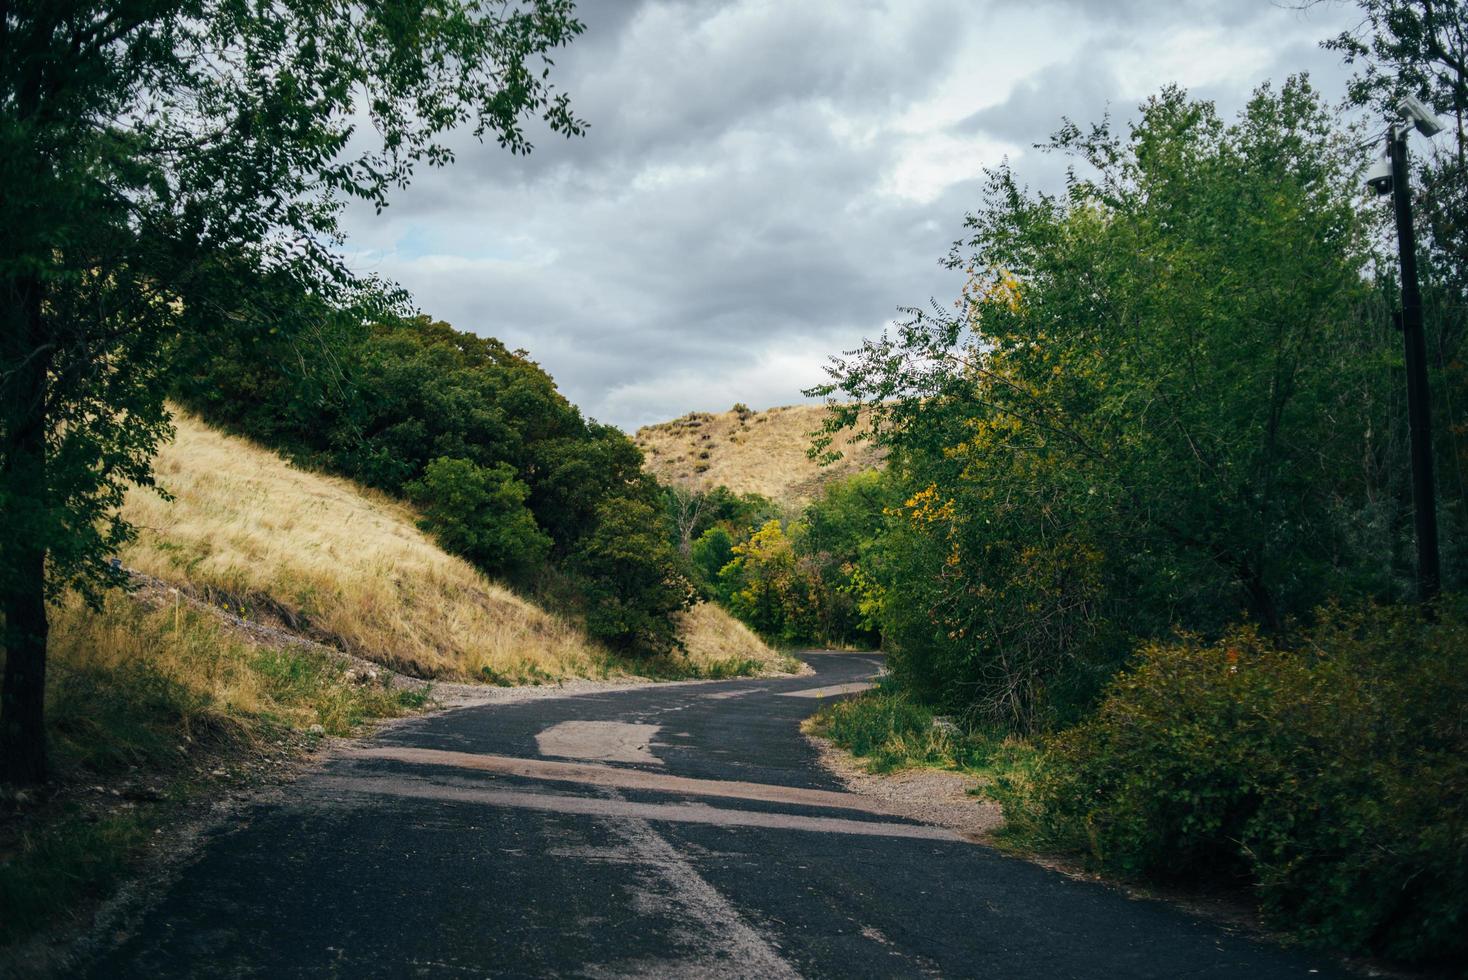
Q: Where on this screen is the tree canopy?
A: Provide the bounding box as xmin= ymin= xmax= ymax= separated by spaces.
xmin=814 ymin=78 xmax=1411 ymax=727
xmin=1 ymin=0 xmax=586 ymax=784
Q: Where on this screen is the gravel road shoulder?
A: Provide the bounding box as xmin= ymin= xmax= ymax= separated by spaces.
xmin=803 ymin=732 xmax=1003 ymax=841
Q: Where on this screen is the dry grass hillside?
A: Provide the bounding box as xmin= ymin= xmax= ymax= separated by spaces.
xmin=635 ymin=403 xmax=881 ymax=505
xmin=120 ymin=412 xmax=784 ymax=682
xmin=0 ymin=414 xmax=792 ymax=953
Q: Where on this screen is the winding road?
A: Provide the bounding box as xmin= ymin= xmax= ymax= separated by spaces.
xmin=90 ymin=652 xmax=1344 ymax=978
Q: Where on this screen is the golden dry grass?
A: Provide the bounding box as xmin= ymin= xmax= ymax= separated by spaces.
xmin=122 ymin=412 xmax=609 ymax=681
xmin=46 ymin=591 xmax=426 ymax=742
xmin=120 ymin=411 xmax=784 ymax=682
xmin=634 ymin=404 xmax=880 ymax=505
xmin=675 ymin=601 xmax=797 ymax=675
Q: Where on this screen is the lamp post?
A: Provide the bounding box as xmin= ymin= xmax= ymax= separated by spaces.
xmin=1372 ymin=96 xmax=1442 ymax=603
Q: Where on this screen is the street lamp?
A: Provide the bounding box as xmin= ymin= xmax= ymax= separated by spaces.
xmin=1367 ymin=95 xmax=1444 ymax=603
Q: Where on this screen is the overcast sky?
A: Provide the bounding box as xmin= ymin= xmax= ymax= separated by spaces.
xmin=339 ymin=0 xmax=1361 ymax=431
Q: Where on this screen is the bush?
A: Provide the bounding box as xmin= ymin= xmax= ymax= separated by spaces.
xmin=997 ymin=600 xmax=1468 ymax=964
xmin=405 ymin=456 xmax=550 ymax=577
xmin=573 ymin=497 xmax=690 ymax=654
xmin=690 ymin=526 xmax=734 ymax=594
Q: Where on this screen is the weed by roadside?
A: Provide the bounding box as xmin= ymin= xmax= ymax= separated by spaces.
xmin=0 ymin=807 xmax=160 ymax=946
xmin=626 ymin=652 xmax=769 ymax=681
xmin=803 ymin=686 xmax=1039 ymax=785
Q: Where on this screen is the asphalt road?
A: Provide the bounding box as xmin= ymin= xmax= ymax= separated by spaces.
xmin=88 ymin=652 xmax=1345 ymax=979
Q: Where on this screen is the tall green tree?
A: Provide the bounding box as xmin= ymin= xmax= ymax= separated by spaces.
xmin=0 ymin=0 xmax=585 ymax=784
xmin=1320 ymin=0 xmax=1468 ymax=590
xmin=573 ymin=497 xmax=689 ymax=655
xmin=815 ymin=79 xmax=1386 ymax=728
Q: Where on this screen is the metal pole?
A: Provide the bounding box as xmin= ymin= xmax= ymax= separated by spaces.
xmin=1388 ymin=125 xmax=1442 ymax=602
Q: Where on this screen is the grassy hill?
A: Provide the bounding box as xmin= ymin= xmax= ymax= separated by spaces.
xmin=4 ymin=412 xmax=789 ymax=951
xmin=123 ymin=413 xmax=599 ymax=682
xmin=119 ymin=412 xmax=783 ymax=682
xmin=634 ymin=404 xmax=881 ymax=505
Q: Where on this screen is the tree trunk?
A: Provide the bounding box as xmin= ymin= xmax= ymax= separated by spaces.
xmin=1240 ymin=566 xmax=1282 ymax=635
xmin=1 ymin=274 xmax=51 ymax=786
xmin=1 ymin=545 xmax=49 ymax=786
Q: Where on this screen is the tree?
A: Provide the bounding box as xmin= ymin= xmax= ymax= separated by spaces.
xmin=798 ymin=469 xmax=892 ymax=646
xmin=690 ymin=526 xmax=735 ymax=593
xmin=665 ymin=484 xmax=709 ymax=557
xmin=814 ymin=79 xmax=1385 ymax=728
xmin=1 ymin=1 xmax=586 ymax=784
xmin=1319 ymin=0 xmax=1468 ymax=589
xmin=573 ymin=497 xmax=689 ymax=654
xmin=406 ymin=457 xmax=550 ymax=578
xmin=721 ymin=519 xmax=825 ymax=643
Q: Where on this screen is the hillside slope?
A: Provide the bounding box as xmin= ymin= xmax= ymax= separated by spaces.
xmin=2 ymin=413 xmax=789 ymax=955
xmin=121 ymin=412 xmax=783 ymax=681
xmin=634 ymin=404 xmax=881 ymax=505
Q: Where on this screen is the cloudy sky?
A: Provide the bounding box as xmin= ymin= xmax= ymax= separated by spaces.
xmin=339 ymin=0 xmax=1362 ymax=431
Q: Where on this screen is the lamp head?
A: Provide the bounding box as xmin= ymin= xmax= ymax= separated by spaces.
xmin=1398 ymin=95 xmax=1444 ymax=137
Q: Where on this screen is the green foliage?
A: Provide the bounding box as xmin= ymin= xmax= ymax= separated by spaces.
xmin=803 ymin=25 xmax=1468 ymax=968
xmin=573 ymin=498 xmax=690 ymax=654
xmin=997 ymin=600 xmax=1468 ymax=963
xmin=681 ymin=472 xmax=891 ymax=649
xmin=808 ymin=688 xmax=1041 ymax=779
xmin=720 ymin=519 xmax=826 ymax=644
xmin=406 ymin=457 xmax=550 ymax=578
xmin=664 ymin=484 xmax=782 ymax=553
xmin=690 ymin=527 xmax=736 ymax=593
xmin=177 ymin=313 xmax=689 ymax=655
xmin=796 ymin=470 xmax=893 ymax=646
xmin=814 ymin=78 xmax=1401 ymax=729
xmin=1 ymin=0 xmax=586 ymax=782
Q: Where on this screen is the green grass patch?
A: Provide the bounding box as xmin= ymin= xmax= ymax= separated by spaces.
xmin=252 ymin=646 xmax=430 ymax=734
xmin=804 ymin=686 xmax=1039 ymax=784
xmin=48 ymin=663 xmax=221 ymax=777
xmin=625 ymin=652 xmax=774 ymax=681
xmin=689 ymin=656 xmax=764 ymax=679
xmin=0 ymin=807 xmax=160 ymax=946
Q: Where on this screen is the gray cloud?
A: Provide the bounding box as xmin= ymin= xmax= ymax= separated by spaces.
xmin=339 ymin=0 xmax=1362 ymax=430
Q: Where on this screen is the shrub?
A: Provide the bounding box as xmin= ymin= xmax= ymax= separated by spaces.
xmin=405 ymin=456 xmax=550 ymax=577
xmin=997 ymin=600 xmax=1468 ymax=963
xmin=690 ymin=527 xmax=735 ymax=594
xmin=573 ymin=497 xmax=690 ymax=654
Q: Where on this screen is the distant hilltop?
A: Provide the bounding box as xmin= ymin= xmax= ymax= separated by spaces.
xmin=634 ymin=403 xmax=882 ymax=505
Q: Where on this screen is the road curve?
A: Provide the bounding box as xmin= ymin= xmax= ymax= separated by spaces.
xmin=88 ymin=652 xmax=1344 ymax=978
